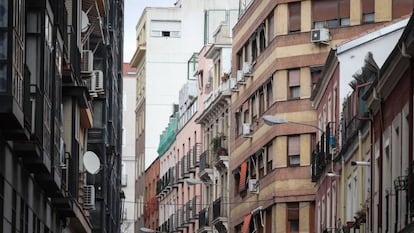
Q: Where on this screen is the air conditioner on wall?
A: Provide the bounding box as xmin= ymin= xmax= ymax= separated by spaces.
xmin=93 ymin=70 xmax=104 ymax=92
xmin=249 ymin=179 xmax=259 ymax=193
xmin=83 ymin=185 xmax=95 ymax=209
xmin=310 ymin=28 xmax=330 ymax=44
xmin=81 ymin=50 xmax=93 ymax=73
xmin=242 ymin=123 xmax=251 ymax=137
xmin=236 ymin=70 xmax=245 ymax=84
xmin=243 ymin=62 xmax=253 ymax=75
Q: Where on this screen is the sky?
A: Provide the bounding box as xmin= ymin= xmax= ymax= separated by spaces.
xmin=123 ymin=0 xmax=177 ymax=62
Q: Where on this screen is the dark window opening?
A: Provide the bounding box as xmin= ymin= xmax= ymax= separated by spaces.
xmin=162 ymin=31 xmax=170 ymax=37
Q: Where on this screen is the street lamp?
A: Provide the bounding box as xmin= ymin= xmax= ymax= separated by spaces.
xmin=140 ymin=227 xmax=164 ymax=233
xmin=262 ymin=115 xmax=325 ymax=133
xmin=186 ymin=178 xmax=206 ymax=185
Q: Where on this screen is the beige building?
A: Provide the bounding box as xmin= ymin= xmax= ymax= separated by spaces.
xmin=229 ymin=0 xmax=409 ymax=232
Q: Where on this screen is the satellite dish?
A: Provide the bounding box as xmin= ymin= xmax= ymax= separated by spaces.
xmin=83 ymin=151 xmax=101 ymax=174
xmin=81 ymin=11 xmax=90 ymax=33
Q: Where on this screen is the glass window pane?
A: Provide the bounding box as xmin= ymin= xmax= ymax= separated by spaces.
xmin=0 ymin=1 xmax=7 ymax=27
xmin=0 ymin=64 xmax=6 ymax=92
xmin=0 ymin=32 xmax=6 ymax=59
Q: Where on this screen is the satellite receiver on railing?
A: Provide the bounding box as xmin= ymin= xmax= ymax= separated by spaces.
xmin=81 ymin=10 xmax=90 ymax=33
xmin=83 ymin=151 xmax=101 ymax=174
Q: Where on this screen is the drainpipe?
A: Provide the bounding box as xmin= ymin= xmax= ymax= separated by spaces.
xmin=407 ymin=58 xmax=413 ymax=226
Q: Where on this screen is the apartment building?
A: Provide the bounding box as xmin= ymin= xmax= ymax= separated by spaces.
xmin=130 ymin=1 xmax=238 ymax=231
xmin=229 ymin=0 xmax=411 ymax=232
xmin=0 ymin=0 xmax=124 ymax=233
xmin=121 ymin=63 xmax=137 ymax=233
xmin=195 ymin=21 xmax=235 ymax=233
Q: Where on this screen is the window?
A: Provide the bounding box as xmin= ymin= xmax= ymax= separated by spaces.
xmin=267 ymin=12 xmax=275 ymax=42
xmin=250 ymin=155 xmax=257 ymax=179
xmin=258 ymin=151 xmax=264 ymax=178
xmin=266 ymin=143 xmax=273 ymax=172
xmin=259 ymin=89 xmax=265 ymax=116
xmin=265 ymin=207 xmax=272 ymax=233
xmin=151 ymin=20 xmax=181 ymax=37
xmin=362 ymin=0 xmax=374 ymax=23
xmin=236 ymin=110 xmax=242 ymax=136
xmin=312 ymin=0 xmax=350 ymax=28
xmin=259 ymin=25 xmax=266 ymax=53
xmin=310 ymin=66 xmax=323 ymax=91
xmin=288 ymin=69 xmax=300 ymax=99
xmin=288 ymin=135 xmax=300 ymax=166
xmin=288 ymin=2 xmax=301 ymax=33
xmin=251 ymin=36 xmax=257 ymax=61
xmin=266 ymin=79 xmax=273 ymax=108
xmin=287 ymin=203 xmax=299 ymax=233
xmin=251 ymin=95 xmax=258 ymax=121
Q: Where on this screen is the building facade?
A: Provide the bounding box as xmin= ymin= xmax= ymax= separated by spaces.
xmin=144 ymin=158 xmax=160 ymax=231
xmin=0 ymin=0 xmax=124 ymax=233
xmin=121 ymin=63 xmax=137 ymax=233
xmin=229 ymin=0 xmax=411 ymax=232
xmin=195 ymin=22 xmax=235 ymax=233
xmin=366 ymin=14 xmax=414 ymax=233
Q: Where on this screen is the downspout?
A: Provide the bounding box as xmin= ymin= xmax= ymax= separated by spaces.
xmin=407 ymin=58 xmax=413 ymax=226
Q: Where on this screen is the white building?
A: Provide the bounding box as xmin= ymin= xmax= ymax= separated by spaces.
xmin=121 ymin=63 xmax=137 ymax=233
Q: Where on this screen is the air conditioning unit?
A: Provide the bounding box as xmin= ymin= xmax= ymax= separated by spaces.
xmin=236 ymin=70 xmax=245 ymax=84
xmin=242 ymin=123 xmax=251 ymax=137
xmin=249 ymin=179 xmax=259 ymax=193
xmin=243 ymin=62 xmax=253 ymax=75
xmin=93 ymin=70 xmax=104 ymax=92
xmin=311 ymin=28 xmax=330 ymax=43
xmin=81 ymin=50 xmax=93 ymax=73
xmin=83 ymin=185 xmax=95 ymax=209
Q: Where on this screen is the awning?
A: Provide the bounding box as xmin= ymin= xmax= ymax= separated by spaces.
xmin=241 ymin=213 xmax=252 ymax=233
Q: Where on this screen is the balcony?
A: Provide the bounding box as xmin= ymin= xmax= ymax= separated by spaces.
xmin=190 ymin=195 xmax=200 ymax=221
xmin=181 ymin=155 xmax=190 ymax=179
xmin=52 ymin=196 xmax=92 ymax=233
xmin=192 ymin=143 xmax=201 ymax=168
xmin=198 ymin=207 xmax=212 ymax=233
xmin=0 ymin=59 xmax=27 ymax=140
xmin=212 ymin=197 xmax=228 ymax=233
xmin=213 ymin=136 xmax=229 ymax=172
xmin=311 ymin=141 xmax=326 ymax=182
xmin=199 ymin=150 xmax=214 ymax=182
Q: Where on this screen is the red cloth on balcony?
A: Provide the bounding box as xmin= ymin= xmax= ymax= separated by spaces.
xmin=241 ymin=213 xmax=252 ymax=233
xmin=239 ymin=161 xmax=248 ymax=192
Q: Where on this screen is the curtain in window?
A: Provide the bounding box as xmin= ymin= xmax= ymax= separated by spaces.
xmin=239 ymin=161 xmax=248 ymax=192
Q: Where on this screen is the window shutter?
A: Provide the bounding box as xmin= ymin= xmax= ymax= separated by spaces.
xmin=339 ymin=0 xmax=350 ymax=18
xmin=289 ymin=69 xmax=300 ymax=87
xmin=288 ymin=136 xmax=300 ymax=156
xmin=362 ymin=0 xmax=374 ymax=13
xmin=288 ymin=2 xmax=301 ymax=32
xmin=312 ymin=0 xmax=337 ymax=21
